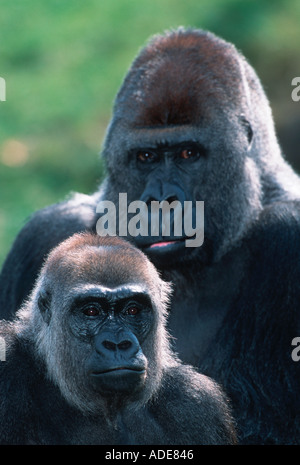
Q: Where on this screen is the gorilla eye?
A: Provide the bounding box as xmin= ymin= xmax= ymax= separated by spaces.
xmin=83 ymin=305 xmax=100 ymax=317
xmin=180 ymin=148 xmax=199 ymax=160
xmin=137 ymin=151 xmax=157 ymax=163
xmin=127 ymin=306 xmax=140 ymax=316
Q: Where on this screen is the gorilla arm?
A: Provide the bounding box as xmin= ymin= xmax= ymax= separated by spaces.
xmin=198 ymin=200 xmax=300 ymax=443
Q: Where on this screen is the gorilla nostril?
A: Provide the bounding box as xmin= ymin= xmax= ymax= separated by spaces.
xmin=165 ymin=196 xmax=178 ymax=203
xmin=102 ymin=340 xmax=132 ymax=351
xmin=117 ymin=340 xmax=132 ymax=351
xmin=146 ymin=197 xmax=157 ymax=205
xmin=102 ymin=340 xmax=117 ymax=351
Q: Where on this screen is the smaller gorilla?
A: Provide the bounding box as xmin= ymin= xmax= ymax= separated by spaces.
xmin=0 ymin=233 xmax=236 ymax=445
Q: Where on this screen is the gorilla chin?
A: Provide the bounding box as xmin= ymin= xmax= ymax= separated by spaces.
xmin=89 ymin=368 xmax=147 ymax=395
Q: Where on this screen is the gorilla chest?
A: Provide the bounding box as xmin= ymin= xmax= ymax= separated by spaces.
xmin=66 ymin=410 xmax=165 ymax=445
xmin=168 ymin=289 xmax=229 ymax=366
xmin=166 ymin=255 xmax=245 ymax=366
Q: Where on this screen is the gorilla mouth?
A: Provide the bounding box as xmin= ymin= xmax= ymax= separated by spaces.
xmin=145 ymin=236 xmax=188 ymax=247
xmin=90 ymin=367 xmax=147 ymax=395
xmin=91 ymin=367 xmax=146 ymax=375
xmin=149 ymin=240 xmax=182 ymax=248
xmin=134 ymin=231 xmax=200 ymax=255
xmin=143 ymin=236 xmax=190 ymax=253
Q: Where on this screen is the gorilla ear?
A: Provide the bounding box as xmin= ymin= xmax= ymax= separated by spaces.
xmin=38 ymin=290 xmax=52 ymax=324
xmin=240 ymin=115 xmax=253 ymax=150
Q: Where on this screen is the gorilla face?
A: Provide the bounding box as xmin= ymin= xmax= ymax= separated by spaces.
xmin=131 ymin=142 xmax=205 ymax=261
xmin=35 ymin=234 xmax=170 ymax=414
xmin=104 ymin=120 xmax=256 ymax=269
xmin=102 ymin=29 xmax=261 ymax=269
xmin=68 ymin=285 xmax=152 ymax=396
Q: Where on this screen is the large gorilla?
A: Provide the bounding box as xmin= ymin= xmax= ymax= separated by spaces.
xmin=0 ymin=233 xmax=236 ymax=445
xmin=1 ymin=28 xmax=300 ymax=444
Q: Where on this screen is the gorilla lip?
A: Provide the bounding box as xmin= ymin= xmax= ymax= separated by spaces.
xmin=91 ymin=367 xmax=146 ymax=375
xmin=149 ymin=240 xmax=180 ymax=248
xmin=146 ymin=237 xmax=190 ymax=250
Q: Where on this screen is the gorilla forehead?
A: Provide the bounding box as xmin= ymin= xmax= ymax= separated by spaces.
xmin=117 ymin=28 xmax=245 ymax=127
xmin=67 ymin=283 xmax=150 ymax=304
xmin=44 ymin=234 xmax=156 ymax=289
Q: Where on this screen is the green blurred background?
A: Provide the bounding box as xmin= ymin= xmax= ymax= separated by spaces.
xmin=0 ymin=0 xmax=300 ymax=265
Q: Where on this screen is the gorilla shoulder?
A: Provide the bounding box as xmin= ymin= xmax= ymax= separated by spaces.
xmin=0 ymin=192 xmax=99 ymax=318
xmin=154 ymin=365 xmax=236 ymax=445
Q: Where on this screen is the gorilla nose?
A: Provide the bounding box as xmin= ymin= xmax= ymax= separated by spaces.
xmin=142 ymin=193 xmax=179 ymax=205
xmin=140 ymin=180 xmax=186 ymax=205
xmin=102 ymin=339 xmax=132 ymax=352
xmin=95 ymin=330 xmax=140 ymax=357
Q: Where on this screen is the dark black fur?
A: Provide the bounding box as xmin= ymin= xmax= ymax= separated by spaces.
xmin=1 ymin=28 xmax=300 ymax=444
xmin=0 ymin=233 xmax=236 ymax=445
